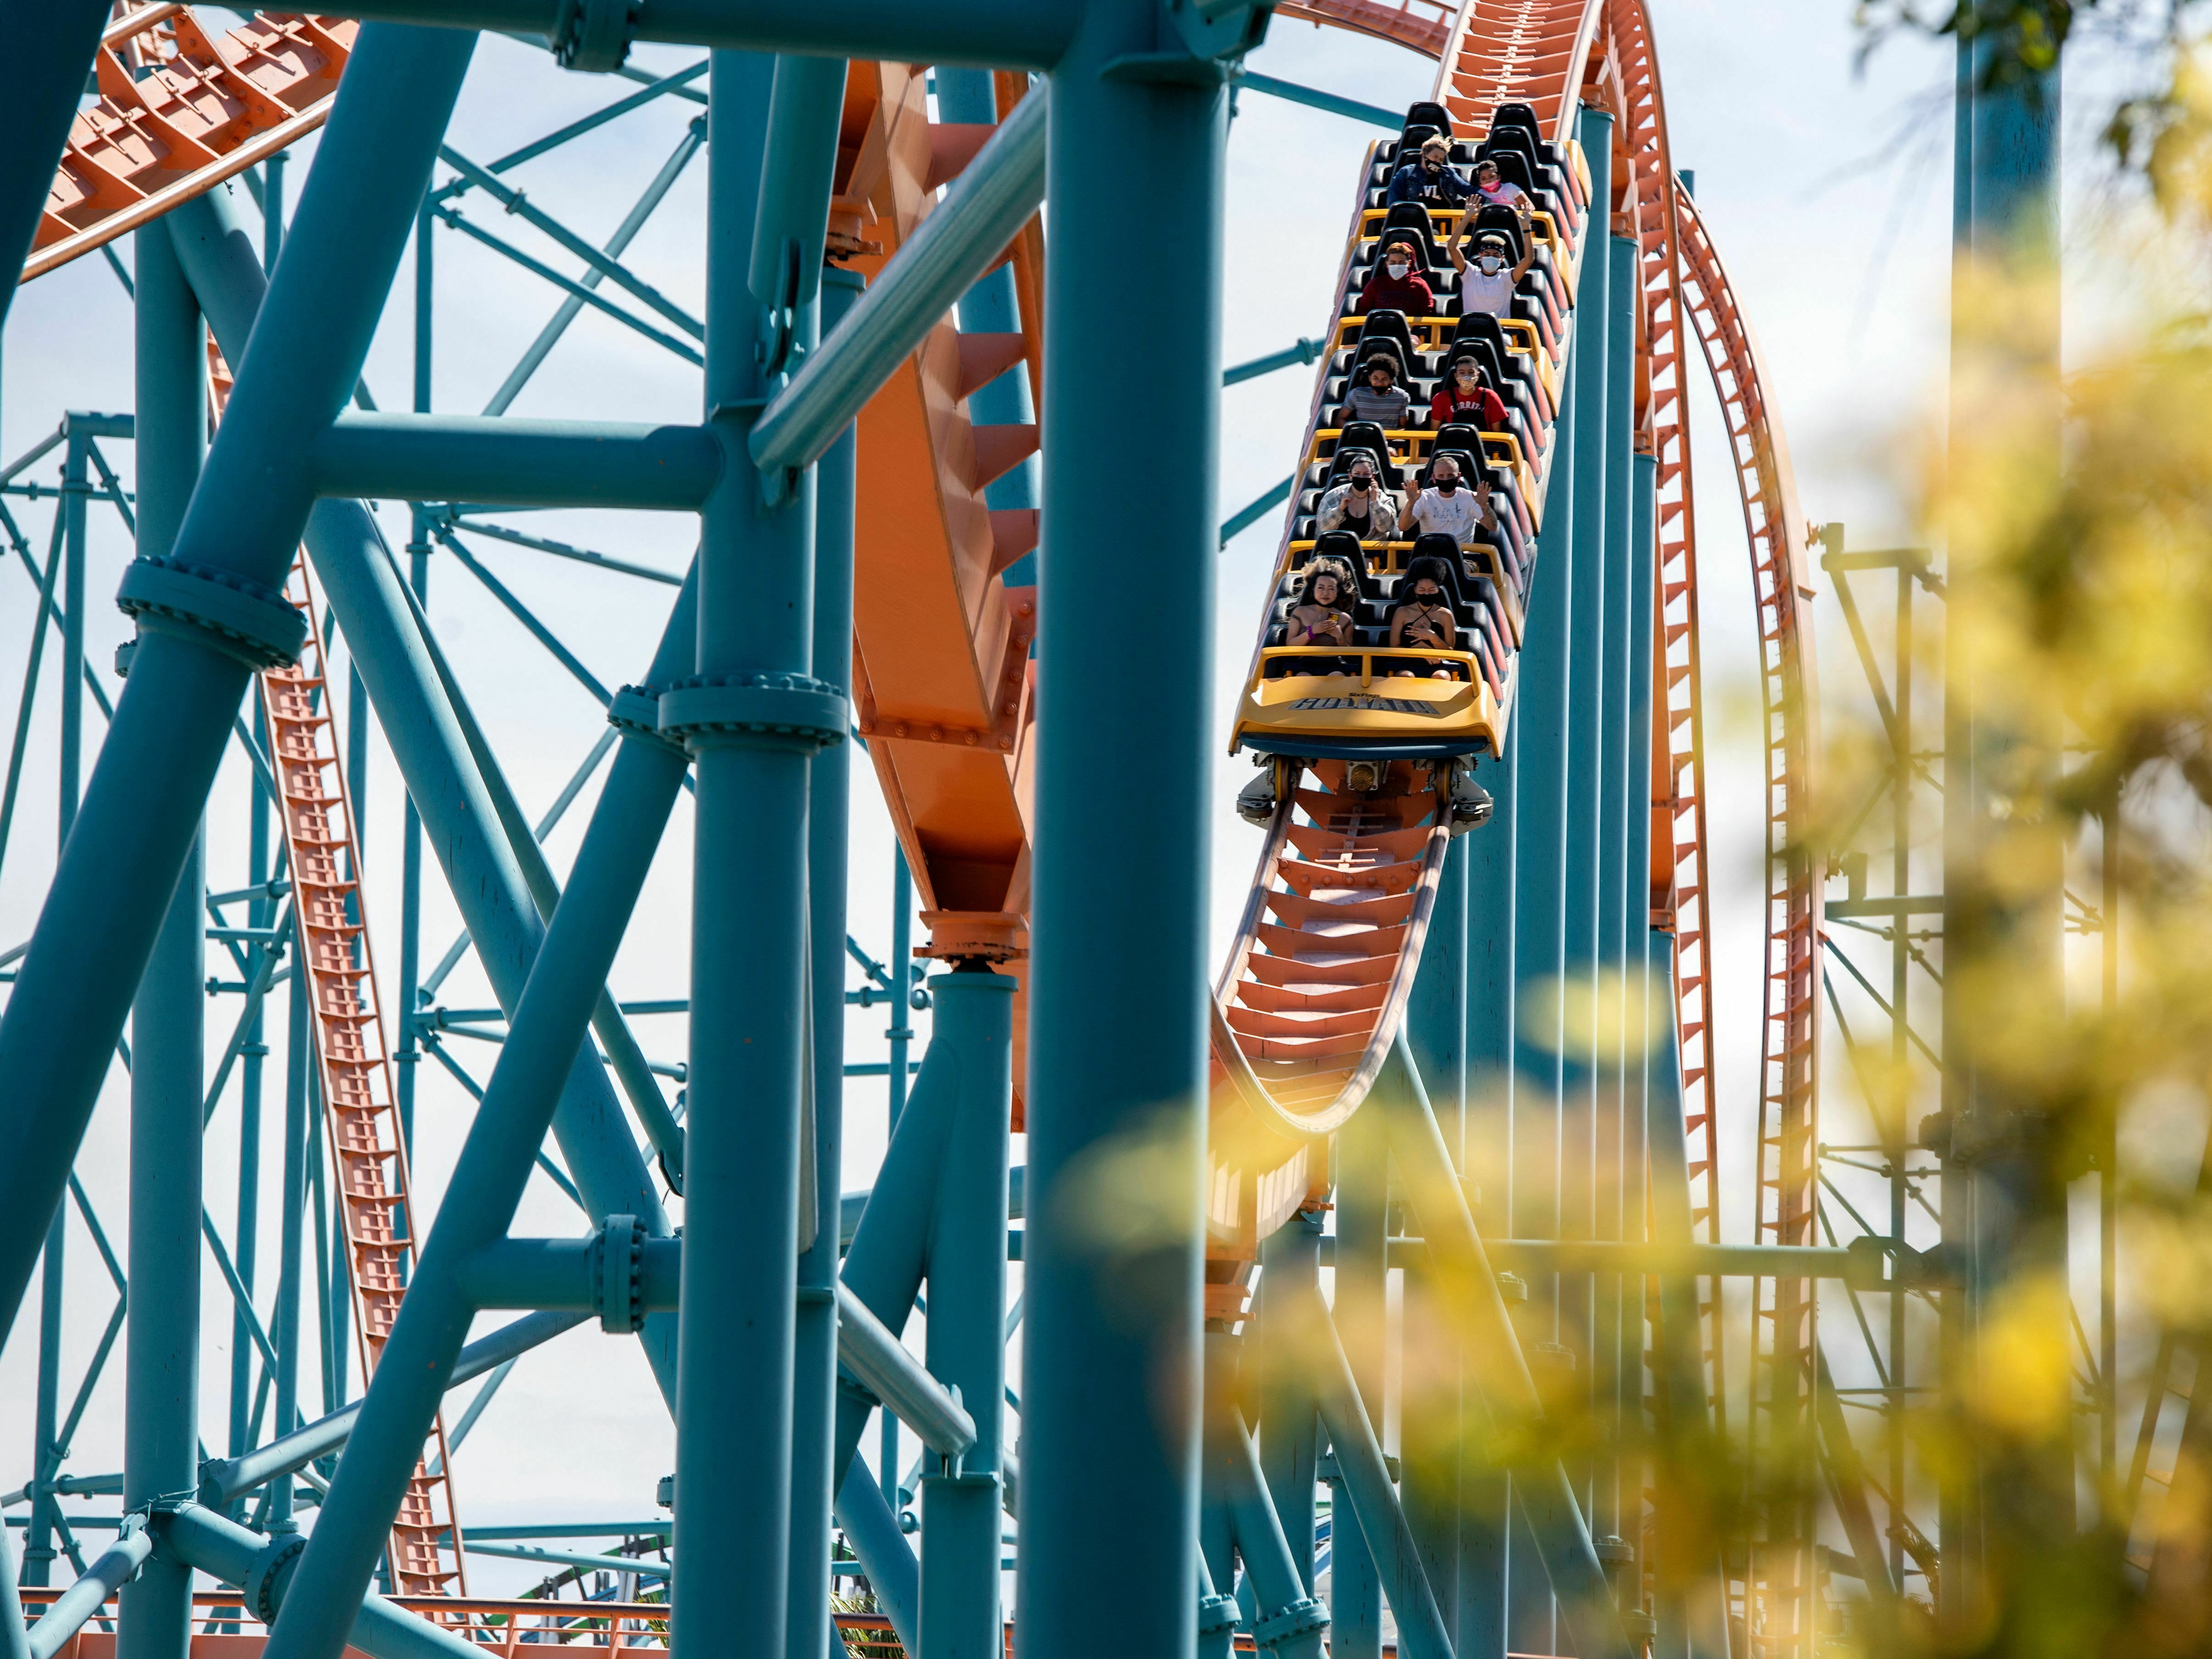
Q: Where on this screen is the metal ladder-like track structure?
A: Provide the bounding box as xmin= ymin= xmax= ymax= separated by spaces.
xmin=256 ymin=556 xmax=468 ymax=1600
xmin=30 ymin=6 xmax=355 ymax=285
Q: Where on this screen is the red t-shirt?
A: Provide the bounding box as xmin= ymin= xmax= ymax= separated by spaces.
xmin=1357 ymin=268 xmax=1436 ymax=316
xmin=1430 ymin=385 xmax=1506 ymax=429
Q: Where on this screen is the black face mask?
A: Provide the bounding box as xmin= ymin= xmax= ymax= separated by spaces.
xmin=1423 ymin=157 xmax=1442 ymax=172
xmin=1349 ymin=477 xmax=1372 ymax=493
xmin=1436 ymin=478 xmax=1458 ymax=494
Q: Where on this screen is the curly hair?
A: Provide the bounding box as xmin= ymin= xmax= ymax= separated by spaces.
xmin=1300 ymin=557 xmax=1357 ymax=606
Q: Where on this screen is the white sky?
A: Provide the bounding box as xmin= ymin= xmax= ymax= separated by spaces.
xmin=0 ymin=0 xmax=2154 ymax=1607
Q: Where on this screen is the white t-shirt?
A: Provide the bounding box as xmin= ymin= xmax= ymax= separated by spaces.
xmin=1407 ymin=487 xmax=1483 ymax=545
xmin=1460 ymin=266 xmax=1515 ymax=318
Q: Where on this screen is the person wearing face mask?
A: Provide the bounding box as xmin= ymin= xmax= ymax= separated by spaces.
xmin=1447 ymin=226 xmax=1532 ymax=320
xmin=1430 ymin=356 xmax=1507 ymax=431
xmin=1470 ymin=157 xmax=1533 ymax=223
xmin=1388 ymin=555 xmax=1461 ymax=679
xmin=1357 ymin=235 xmax=1435 ymax=316
xmin=1338 ymin=356 xmax=1411 ymax=430
xmin=1405 ymin=453 xmax=1495 ymax=547
xmin=1386 ymin=134 xmax=1470 ymax=208
xmin=1317 ymin=458 xmax=1400 ymax=542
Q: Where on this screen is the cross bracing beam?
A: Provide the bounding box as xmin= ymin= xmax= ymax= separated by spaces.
xmin=246 ymin=0 xmax=1084 ymax=67
xmin=750 ymin=82 xmax=1048 ymax=482
xmin=310 ymin=415 xmax=720 ymax=510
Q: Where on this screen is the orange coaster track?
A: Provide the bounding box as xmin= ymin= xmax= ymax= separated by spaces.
xmin=257 ymin=557 xmax=468 ymax=1599
xmin=29 ymin=8 xmax=355 ymax=285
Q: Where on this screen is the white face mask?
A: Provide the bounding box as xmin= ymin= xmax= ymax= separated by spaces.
xmin=1387 ymin=260 xmax=1410 ymax=278
xmin=1478 ymin=256 xmax=1504 ymax=273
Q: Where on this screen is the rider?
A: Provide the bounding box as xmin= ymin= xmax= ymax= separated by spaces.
xmin=1447 ymin=226 xmax=1532 ymax=320
xmin=1404 ymin=453 xmax=1494 ymax=546
xmin=1386 ymin=134 xmax=1470 ymax=209
xmin=1357 ymin=234 xmax=1435 ymax=317
xmin=1282 ymin=558 xmax=1357 ymax=675
xmin=1429 ymin=356 xmax=1507 ymax=431
xmin=1316 ymin=455 xmax=1399 ymax=541
xmin=1388 ymin=555 xmax=1459 ymax=678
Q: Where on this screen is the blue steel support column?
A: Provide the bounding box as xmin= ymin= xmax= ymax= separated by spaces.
xmin=0 ymin=21 xmax=476 ymax=1365
xmin=1592 ymin=231 xmax=1637 ymax=1556
xmin=1255 ymin=1213 xmax=1322 ymax=1591
xmin=397 ymin=189 xmax=432 ymax=1156
xmin=1557 ymin=108 xmax=1615 ymax=1529
xmin=793 ymin=262 xmax=862 ymax=1659
xmin=1331 ymin=1113 xmax=1386 ymax=1659
xmin=170 ymin=179 xmax=681 ymax=1395
xmin=670 ymin=48 xmax=838 ymax=1659
xmin=1505 ymin=141 xmax=1594 ymax=1659
xmin=261 ymin=558 xmax=699 ymax=1659
xmin=1406 ymin=829 xmax=1465 ymax=1635
xmin=1460 ymin=689 xmax=1517 ymax=1657
xmin=1021 ymin=10 xmax=1233 ymax=1655
xmin=1620 ymin=451 xmax=1656 ymax=1631
xmin=919 ymin=966 xmax=1016 ymax=1659
xmin=26 ymin=427 xmax=91 ymax=1592
xmin=118 ymin=219 xmax=207 ymax=1659
xmin=1951 ymin=29 xmax=2066 ymax=1634
xmin=881 ymin=849 xmax=913 ymax=1508
xmin=0 ymin=2 xmax=111 ymax=312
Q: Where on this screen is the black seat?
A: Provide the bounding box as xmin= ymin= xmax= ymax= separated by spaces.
xmin=1350 ymin=312 xmax=1423 ymax=380
xmin=1371 ymin=223 xmax=1436 ymax=275
xmin=1403 ymin=531 xmax=1508 ymax=663
xmin=1405 ymin=101 xmax=1453 ymax=140
xmin=1322 ymin=420 xmax=1402 ymax=491
xmin=1377 ymin=203 xmax=1446 ymax=270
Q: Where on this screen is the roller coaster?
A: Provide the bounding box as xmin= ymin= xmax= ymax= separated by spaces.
xmin=0 ymin=2 xmax=2100 ymax=1659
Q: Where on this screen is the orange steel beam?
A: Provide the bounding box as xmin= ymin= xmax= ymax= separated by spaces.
xmin=832 ymin=63 xmax=1043 ymax=1113
xmin=26 ymin=10 xmax=356 ymax=285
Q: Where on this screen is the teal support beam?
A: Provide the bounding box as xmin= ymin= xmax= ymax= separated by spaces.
xmin=1217 ymin=1403 xmax=1328 ymax=1659
xmin=1620 ymin=450 xmax=1658 ymax=1633
xmin=1231 ymin=72 xmax=1402 ymax=131
xmin=118 ymin=218 xmax=207 ymax=1659
xmin=0 ymin=1 xmax=110 ymax=317
xmin=1220 ymin=475 xmax=1294 ymax=547
xmin=917 ymin=966 xmax=1015 ymax=1659
xmin=308 ymin=414 xmax=721 ymax=508
xmin=1332 ymin=1107 xmax=1387 ymax=1659
xmin=156 ymin=1506 xmax=481 ymax=1659
xmin=791 ymin=261 xmax=861 ymax=1659
xmin=749 ymin=56 xmax=846 ymax=318
xmin=1254 ymin=1213 xmax=1322 ymax=1594
xmin=301 ymin=0 xmax=1085 ymax=67
xmin=198 ymin=1312 xmax=587 ymax=1508
xmin=667 ymin=48 xmax=840 ymax=1659
xmin=1223 ymin=338 xmax=1326 ymax=387
xmin=1556 ymin=111 xmax=1617 ymax=1531
xmin=0 ymin=1525 xmax=25 ymax=1659
xmin=25 ymin=1532 xmax=154 ymax=1659
xmin=1382 ymin=1037 xmax=1636 ymax=1659
xmin=168 ymin=178 xmax=683 ymax=1390
xmin=1019 ymin=8 xmax=1235 ymax=1653
xmin=0 ymin=18 xmax=476 ymax=1417
xmin=750 ymin=83 xmax=1046 ymax=480
xmin=1504 ymin=192 xmax=1581 ymax=1659
xmin=1591 ymin=230 xmax=1639 ymax=1554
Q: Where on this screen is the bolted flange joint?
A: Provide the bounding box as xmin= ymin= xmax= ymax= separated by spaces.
xmin=1197 ymin=1593 xmax=1242 ymax=1638
xmin=116 ymin=557 xmax=309 ymax=672
xmin=593 ymin=1212 xmax=645 ymax=1334
xmin=551 ymin=0 xmax=637 ymax=73
xmin=1252 ymin=1598 xmax=1329 ymax=1651
xmin=658 ymin=672 xmax=847 ymax=756
xmin=607 ymin=683 xmax=686 ymax=754
xmin=243 ymin=1525 xmax=307 ymax=1625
